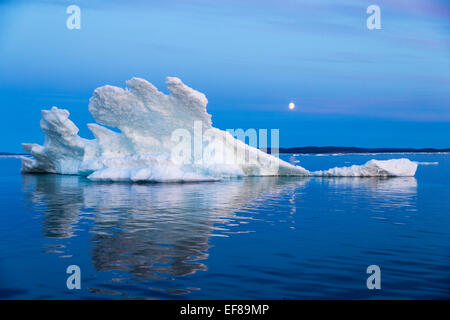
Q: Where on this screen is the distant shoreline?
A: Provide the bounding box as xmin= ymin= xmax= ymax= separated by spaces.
xmin=2 ymin=147 xmax=450 ymax=157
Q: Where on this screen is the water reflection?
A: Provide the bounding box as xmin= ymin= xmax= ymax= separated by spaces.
xmin=319 ymin=177 xmax=417 ymax=193
xmin=21 ymin=174 xmax=418 ymax=297
xmin=22 ymin=175 xmax=308 ymax=279
xmin=316 ymin=177 xmax=418 ymax=208
xmin=22 ymin=175 xmax=83 ymax=238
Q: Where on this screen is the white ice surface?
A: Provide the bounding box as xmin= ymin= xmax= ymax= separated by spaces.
xmin=312 ymin=158 xmax=418 ymax=177
xmin=21 ymin=77 xmax=417 ymax=182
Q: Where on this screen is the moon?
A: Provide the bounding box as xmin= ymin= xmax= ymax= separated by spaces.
xmin=288 ymin=102 xmax=295 ymax=110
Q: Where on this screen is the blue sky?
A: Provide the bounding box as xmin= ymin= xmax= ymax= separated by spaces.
xmin=0 ymin=0 xmax=449 ymax=152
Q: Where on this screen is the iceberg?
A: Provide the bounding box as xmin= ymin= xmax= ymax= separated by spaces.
xmin=21 ymin=77 xmax=417 ymax=182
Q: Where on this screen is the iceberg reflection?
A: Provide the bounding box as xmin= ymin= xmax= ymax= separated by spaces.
xmin=20 ymin=174 xmax=418 ymax=296
xmin=21 ymin=175 xmax=308 ymax=279
xmin=313 ymin=177 xmax=418 ymax=209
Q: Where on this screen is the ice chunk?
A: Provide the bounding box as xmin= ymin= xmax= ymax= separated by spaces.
xmin=313 ymin=158 xmax=418 ymax=177
xmin=21 ymin=77 xmax=309 ymax=181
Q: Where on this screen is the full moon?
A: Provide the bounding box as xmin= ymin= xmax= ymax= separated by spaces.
xmin=288 ymin=102 xmax=295 ymax=110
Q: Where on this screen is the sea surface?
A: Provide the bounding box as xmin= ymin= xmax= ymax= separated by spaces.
xmin=0 ymin=153 xmax=449 ymax=299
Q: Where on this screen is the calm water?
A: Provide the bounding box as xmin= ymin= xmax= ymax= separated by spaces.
xmin=0 ymin=154 xmax=449 ymax=299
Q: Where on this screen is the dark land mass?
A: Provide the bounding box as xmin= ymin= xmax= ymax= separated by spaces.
xmin=271 ymin=147 xmax=450 ymax=154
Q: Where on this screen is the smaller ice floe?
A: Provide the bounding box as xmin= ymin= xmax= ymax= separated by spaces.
xmin=313 ymin=158 xmax=417 ymax=177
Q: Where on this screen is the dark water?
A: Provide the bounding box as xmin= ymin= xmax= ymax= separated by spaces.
xmin=0 ymin=154 xmax=449 ymax=299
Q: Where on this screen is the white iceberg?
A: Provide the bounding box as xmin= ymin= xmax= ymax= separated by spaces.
xmin=21 ymin=77 xmax=417 ymax=182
